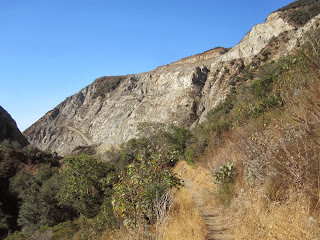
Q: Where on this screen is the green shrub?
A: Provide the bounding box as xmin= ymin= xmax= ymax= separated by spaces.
xmin=10 ymin=165 xmax=77 ymax=231
xmin=92 ymin=76 xmax=126 ymax=98
xmin=215 ymin=162 xmax=235 ymax=185
xmin=290 ymin=10 xmax=311 ymax=25
xmin=57 ymin=154 xmax=111 ymax=218
xmin=5 ymin=231 xmax=27 ymax=240
xmin=211 ymin=120 xmax=232 ymax=135
xmin=121 ymin=123 xmax=191 ymax=168
xmin=215 ymin=162 xmax=235 ymax=206
xmin=251 ymin=75 xmax=275 ymax=99
xmin=251 ymin=93 xmax=284 ymax=117
xmin=206 ymin=97 xmax=235 ymax=135
xmin=184 ymin=125 xmax=209 ymax=163
xmin=207 ymin=96 xmax=234 ymax=123
xmin=112 ymin=153 xmax=181 ymax=230
xmin=277 ymin=0 xmax=320 ymax=26
xmin=119 ymin=138 xmax=150 ymax=167
xmin=163 ymin=125 xmax=191 ymax=155
xmin=51 ymin=221 xmax=79 ymax=240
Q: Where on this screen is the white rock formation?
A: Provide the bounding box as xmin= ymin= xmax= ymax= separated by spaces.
xmin=24 ymin=12 xmax=320 ymax=156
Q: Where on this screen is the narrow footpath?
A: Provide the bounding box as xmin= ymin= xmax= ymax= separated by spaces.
xmin=174 ymin=161 xmax=231 ymax=240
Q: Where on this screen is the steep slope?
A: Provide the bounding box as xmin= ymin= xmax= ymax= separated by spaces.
xmin=0 ymin=107 xmax=61 ymax=239
xmin=24 ymin=8 xmax=320 ymax=156
xmin=0 ymin=106 xmax=28 ymax=147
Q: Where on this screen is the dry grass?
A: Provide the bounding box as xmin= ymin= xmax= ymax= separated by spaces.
xmin=204 ymin=114 xmax=320 ymax=238
xmin=161 ymin=188 xmax=207 ymax=240
xmin=202 ymin=33 xmax=320 ymax=238
xmin=173 ymin=161 xmax=217 ymax=207
xmin=99 ymin=167 xmax=208 ymax=240
xmin=227 ymin=189 xmax=320 ymax=240
xmin=204 ymin=112 xmax=320 ymax=239
xmin=100 ymin=228 xmax=130 ymax=240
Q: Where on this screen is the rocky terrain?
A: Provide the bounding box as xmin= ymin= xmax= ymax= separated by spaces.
xmin=24 ymin=8 xmax=320 ymax=156
xmin=0 ymin=106 xmax=28 ymax=147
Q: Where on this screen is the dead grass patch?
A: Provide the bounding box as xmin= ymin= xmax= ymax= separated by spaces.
xmin=161 ymin=188 xmax=207 ymax=240
xmin=227 ymin=189 xmax=320 ymax=239
xmin=100 ymin=228 xmax=130 ymax=240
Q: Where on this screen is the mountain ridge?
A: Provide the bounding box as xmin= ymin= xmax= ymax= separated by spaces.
xmin=24 ymin=6 xmax=320 ymax=156
xmin=0 ymin=106 xmax=28 ymax=147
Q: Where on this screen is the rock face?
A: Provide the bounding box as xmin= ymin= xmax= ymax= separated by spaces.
xmin=0 ymin=106 xmax=28 ymax=147
xmin=24 ymin=11 xmax=320 ymax=156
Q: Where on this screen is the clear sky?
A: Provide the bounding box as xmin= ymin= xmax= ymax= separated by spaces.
xmin=0 ymin=0 xmax=295 ymax=132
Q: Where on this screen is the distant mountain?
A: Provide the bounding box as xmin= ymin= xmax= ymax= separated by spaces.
xmin=24 ymin=0 xmax=320 ymax=156
xmin=0 ymin=106 xmax=28 ymax=147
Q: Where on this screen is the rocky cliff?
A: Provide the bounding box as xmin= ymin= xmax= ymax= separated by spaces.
xmin=0 ymin=106 xmax=28 ymax=147
xmin=24 ymin=7 xmax=320 ymax=156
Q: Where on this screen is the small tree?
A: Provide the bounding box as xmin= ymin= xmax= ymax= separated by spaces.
xmin=57 ymin=154 xmax=109 ymax=218
xmin=112 ymin=153 xmax=181 ymax=233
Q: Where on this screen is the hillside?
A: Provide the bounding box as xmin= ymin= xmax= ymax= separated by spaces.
xmin=0 ymin=106 xmax=28 ymax=148
xmin=23 ymin=6 xmax=311 ymax=157
xmin=0 ymin=107 xmax=60 ymax=239
xmin=5 ymin=1 xmax=320 ymax=239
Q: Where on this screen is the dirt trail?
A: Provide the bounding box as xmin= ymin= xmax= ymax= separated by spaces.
xmin=174 ymin=161 xmax=231 ymax=240
xmin=66 ymin=126 xmax=94 ymax=145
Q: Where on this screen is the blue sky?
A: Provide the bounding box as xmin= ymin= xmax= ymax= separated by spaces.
xmin=0 ymin=0 xmax=295 ymax=131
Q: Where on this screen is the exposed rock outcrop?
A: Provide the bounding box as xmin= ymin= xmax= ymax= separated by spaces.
xmin=0 ymin=106 xmax=28 ymax=147
xmin=24 ymin=10 xmax=320 ymax=156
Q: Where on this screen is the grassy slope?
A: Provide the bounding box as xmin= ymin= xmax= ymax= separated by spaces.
xmin=195 ymin=27 xmax=320 ymax=239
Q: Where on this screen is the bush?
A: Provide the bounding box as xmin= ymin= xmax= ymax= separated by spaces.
xmin=92 ymin=76 xmax=126 ymax=98
xmin=184 ymin=124 xmax=209 ymax=163
xmin=214 ymin=161 xmax=236 ymax=206
xmin=50 ymin=221 xmax=79 ymax=240
xmin=215 ymin=162 xmax=236 ymax=205
xmin=251 ymin=93 xmax=284 ymax=117
xmin=210 ymin=120 xmax=232 ymax=135
xmin=207 ymin=97 xmax=234 ymax=121
xmin=251 ymin=75 xmax=275 ymax=99
xmin=122 ymin=123 xmax=191 ymax=167
xmin=162 ymin=125 xmax=191 ymax=157
xmin=277 ymin=0 xmax=320 ymax=26
xmin=10 ymin=165 xmax=77 ymax=231
xmin=112 ymin=153 xmax=181 ymax=231
xmin=215 ymin=162 xmax=235 ymax=185
xmin=5 ymin=231 xmax=26 ymax=240
xmin=57 ymin=154 xmax=112 ymax=218
xmin=290 ymin=10 xmax=311 ymax=25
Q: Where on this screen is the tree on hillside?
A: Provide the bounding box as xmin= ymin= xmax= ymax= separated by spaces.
xmin=10 ymin=165 xmax=77 ymax=231
xmin=57 ymin=154 xmax=113 ymax=218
